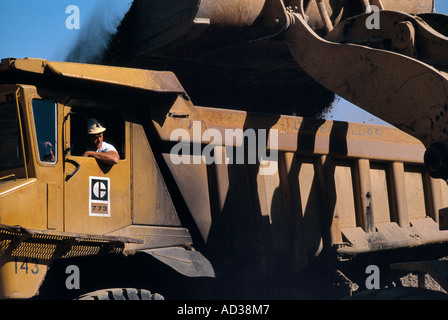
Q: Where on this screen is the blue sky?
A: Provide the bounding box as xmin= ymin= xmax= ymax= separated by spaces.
xmin=0 ymin=0 xmax=132 ymax=61
xmin=0 ymin=0 xmax=447 ymax=124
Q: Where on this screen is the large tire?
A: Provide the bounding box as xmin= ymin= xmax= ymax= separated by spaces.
xmin=77 ymin=288 xmax=164 ymax=300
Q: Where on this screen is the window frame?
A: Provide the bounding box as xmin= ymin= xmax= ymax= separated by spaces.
xmin=67 ymin=106 xmax=126 ymax=161
xmin=31 ymin=99 xmax=58 ymax=166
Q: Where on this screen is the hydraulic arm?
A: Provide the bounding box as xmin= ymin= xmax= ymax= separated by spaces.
xmin=282 ymin=0 xmax=448 ymax=179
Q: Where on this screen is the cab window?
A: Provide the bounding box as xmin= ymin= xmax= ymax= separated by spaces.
xmin=32 ymin=99 xmax=57 ymax=164
xmin=0 ymin=93 xmax=25 ymax=170
xmin=69 ymin=107 xmax=125 ymax=159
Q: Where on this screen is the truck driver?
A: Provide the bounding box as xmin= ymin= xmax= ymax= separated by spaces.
xmin=82 ymin=118 xmax=119 ymax=165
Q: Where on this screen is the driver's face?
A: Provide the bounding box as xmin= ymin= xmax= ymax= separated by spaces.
xmin=89 ymin=133 xmax=103 ymax=149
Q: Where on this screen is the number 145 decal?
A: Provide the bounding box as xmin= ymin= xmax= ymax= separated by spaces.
xmin=14 ymin=258 xmax=40 ymax=275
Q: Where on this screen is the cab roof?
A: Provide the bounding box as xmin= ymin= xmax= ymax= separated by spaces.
xmin=0 ymin=57 xmax=187 ymax=95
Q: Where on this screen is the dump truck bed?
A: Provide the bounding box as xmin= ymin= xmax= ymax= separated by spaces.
xmin=161 ymin=105 xmax=448 ymax=296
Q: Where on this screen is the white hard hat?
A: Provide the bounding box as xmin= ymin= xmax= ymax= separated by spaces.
xmin=87 ymin=118 xmax=106 ymax=135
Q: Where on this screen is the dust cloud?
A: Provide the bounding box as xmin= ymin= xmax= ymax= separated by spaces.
xmin=65 ymin=0 xmax=132 ymax=63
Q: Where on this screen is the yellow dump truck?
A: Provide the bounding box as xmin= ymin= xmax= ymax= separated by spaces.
xmin=3 ymin=0 xmax=448 ymax=300
xmin=1 ymin=57 xmax=448 ymax=300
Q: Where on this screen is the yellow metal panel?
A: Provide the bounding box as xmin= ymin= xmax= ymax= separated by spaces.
xmin=46 ymin=61 xmax=186 ymax=94
xmin=256 ymin=161 xmax=280 ymax=224
xmin=4 ymin=58 xmax=187 ymax=94
xmin=22 ymin=86 xmax=64 ymax=231
xmin=0 ymin=179 xmax=45 ymax=228
xmin=279 ymin=152 xmax=309 ymax=270
xmin=46 ymin=183 xmax=58 ymax=230
xmin=297 ymin=159 xmax=326 ymax=252
xmin=0 ymin=258 xmax=48 ymax=299
xmin=10 ymin=58 xmax=46 ymax=74
xmin=334 ymin=163 xmax=357 ymax=230
xmin=163 ymin=154 xmax=212 ymax=241
xmin=370 ymin=163 xmax=391 ymax=225
xmin=389 ymin=162 xmax=410 ymax=227
xmin=405 ymin=166 xmax=427 ymax=220
xmin=298 ymin=162 xmax=318 ymax=218
xmin=196 ymin=106 xmax=426 ymax=163
xmin=64 ymin=156 xmax=132 ymax=234
xmin=436 ymin=179 xmax=448 ymax=208
xmin=131 ymin=123 xmax=180 ymax=226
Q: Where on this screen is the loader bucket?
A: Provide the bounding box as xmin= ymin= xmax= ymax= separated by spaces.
xmin=103 ymin=0 xmax=434 ymax=116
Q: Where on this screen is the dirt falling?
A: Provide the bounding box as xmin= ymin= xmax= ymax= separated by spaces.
xmin=65 ymin=0 xmax=133 ymax=64
xmin=101 ymin=0 xmax=335 ymax=118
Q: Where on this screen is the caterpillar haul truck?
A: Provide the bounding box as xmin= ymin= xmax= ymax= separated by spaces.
xmin=3 ymin=0 xmax=448 ymax=299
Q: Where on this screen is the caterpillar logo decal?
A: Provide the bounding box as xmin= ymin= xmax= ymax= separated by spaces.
xmin=89 ymin=177 xmax=110 ymax=217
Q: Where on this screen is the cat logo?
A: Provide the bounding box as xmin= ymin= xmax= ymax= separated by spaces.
xmin=89 ymin=177 xmax=110 ymax=217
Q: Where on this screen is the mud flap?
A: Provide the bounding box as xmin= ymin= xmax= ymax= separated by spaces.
xmin=139 ymin=247 xmax=215 ymax=278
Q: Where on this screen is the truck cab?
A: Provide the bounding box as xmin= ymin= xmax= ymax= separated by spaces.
xmin=0 ymin=58 xmax=213 ymax=299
